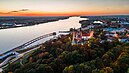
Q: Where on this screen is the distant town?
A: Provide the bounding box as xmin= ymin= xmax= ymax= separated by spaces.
xmin=79 ymin=15 xmax=129 ymax=43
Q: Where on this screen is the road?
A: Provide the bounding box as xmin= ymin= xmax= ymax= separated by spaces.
xmin=0 ymin=46 xmax=40 ymax=69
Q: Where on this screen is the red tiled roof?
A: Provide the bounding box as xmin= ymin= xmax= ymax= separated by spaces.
xmin=82 ymin=34 xmax=90 ymax=36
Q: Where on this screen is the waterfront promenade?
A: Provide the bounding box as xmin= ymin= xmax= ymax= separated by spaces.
xmin=0 ymin=32 xmax=56 ymax=67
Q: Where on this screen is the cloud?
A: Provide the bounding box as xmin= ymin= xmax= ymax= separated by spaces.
xmin=10 ymin=9 xmax=29 ymax=13
xmin=10 ymin=11 xmax=19 ymax=13
xmin=19 ymin=9 xmax=29 ymax=11
xmin=0 ymin=9 xmax=29 ymax=14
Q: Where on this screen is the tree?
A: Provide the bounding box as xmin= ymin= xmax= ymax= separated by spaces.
xmin=4 ymin=62 xmax=21 ymax=73
xmin=36 ymin=64 xmax=53 ymax=73
xmin=26 ymin=69 xmax=36 ymax=73
xmin=63 ymin=66 xmax=69 ymax=73
xmin=95 ymin=57 xmax=104 ymax=69
xmin=92 ymin=69 xmax=100 ymax=73
xmin=100 ymin=67 xmax=113 ymax=73
xmin=117 ymin=52 xmax=129 ymax=73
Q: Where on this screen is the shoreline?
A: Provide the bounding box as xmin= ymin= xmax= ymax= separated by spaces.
xmin=0 ymin=32 xmax=55 ymax=56
xmin=0 ymin=16 xmax=78 ymax=55
xmin=0 ymin=17 xmax=69 ymax=30
xmin=0 ymin=16 xmax=81 ymax=63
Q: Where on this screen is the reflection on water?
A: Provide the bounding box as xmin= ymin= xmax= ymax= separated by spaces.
xmin=0 ymin=17 xmax=84 ymax=54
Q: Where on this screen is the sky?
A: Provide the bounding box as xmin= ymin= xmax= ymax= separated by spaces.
xmin=0 ymin=0 xmax=129 ymax=16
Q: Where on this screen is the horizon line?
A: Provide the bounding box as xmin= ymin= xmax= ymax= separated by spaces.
xmin=0 ymin=14 xmax=129 ymax=17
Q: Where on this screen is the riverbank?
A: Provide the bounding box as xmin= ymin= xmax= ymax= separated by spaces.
xmin=0 ymin=32 xmax=57 ymax=69
xmin=0 ymin=31 xmax=68 ymax=69
xmin=0 ymin=16 xmax=82 ymax=68
xmin=0 ymin=16 xmax=69 ymax=30
xmin=0 ymin=17 xmax=81 ymax=54
xmin=0 ymin=32 xmax=55 ymax=58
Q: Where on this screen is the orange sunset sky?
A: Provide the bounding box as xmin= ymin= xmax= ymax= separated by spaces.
xmin=0 ymin=0 xmax=129 ymax=16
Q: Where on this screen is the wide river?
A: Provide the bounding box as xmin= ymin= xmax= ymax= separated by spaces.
xmin=0 ymin=17 xmax=85 ymax=54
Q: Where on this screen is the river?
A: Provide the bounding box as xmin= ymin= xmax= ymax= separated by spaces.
xmin=0 ymin=17 xmax=85 ymax=54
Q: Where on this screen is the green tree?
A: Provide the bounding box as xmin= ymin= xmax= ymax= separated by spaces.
xmin=36 ymin=64 xmax=53 ymax=73
xmin=100 ymin=67 xmax=113 ymax=73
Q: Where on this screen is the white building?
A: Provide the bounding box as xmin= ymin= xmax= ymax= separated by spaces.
xmin=93 ymin=21 xmax=103 ymax=24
